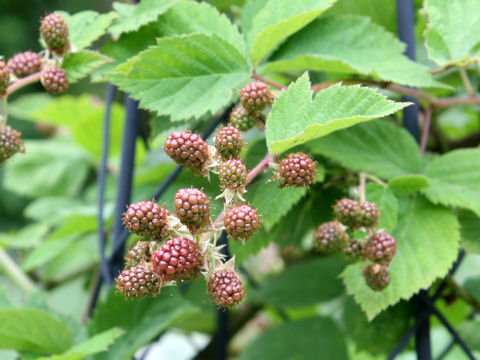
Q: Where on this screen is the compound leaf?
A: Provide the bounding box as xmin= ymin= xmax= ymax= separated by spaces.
xmin=63 ymin=50 xmax=111 ymax=83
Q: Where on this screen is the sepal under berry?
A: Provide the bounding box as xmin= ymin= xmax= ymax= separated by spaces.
xmin=40 ymin=13 xmax=69 ymax=54
xmin=229 ymin=105 xmax=257 ymax=131
xmin=174 ymin=188 xmax=210 ymax=234
xmin=7 ymin=52 xmax=42 ymax=78
xmin=224 ymin=205 xmax=261 ymax=243
xmin=207 ymin=267 xmax=245 ymax=309
xmin=0 ymin=126 xmax=25 ymax=164
xmin=363 ymin=263 xmax=391 ymax=291
xmin=365 ymin=232 xmax=396 ymax=264
xmin=116 ymin=264 xmax=160 ymax=299
xmin=41 ymin=68 xmax=69 ymax=95
xmin=240 ymin=82 xmax=273 ymax=112
xmin=214 ymin=126 xmax=244 ymax=160
xmin=312 ymin=221 xmax=349 ymax=253
xmin=123 ymin=200 xmax=169 ymax=237
xmin=276 ymin=152 xmax=316 ymax=188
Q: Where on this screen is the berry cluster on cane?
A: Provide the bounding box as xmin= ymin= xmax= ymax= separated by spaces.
xmin=312 ymin=198 xmax=396 ymax=291
xmin=0 ymin=13 xmax=71 ymax=165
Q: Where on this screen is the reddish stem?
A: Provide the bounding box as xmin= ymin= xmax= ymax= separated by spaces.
xmin=420 ymin=107 xmax=432 ymax=155
xmin=252 ymin=72 xmax=287 ymax=90
xmin=6 ymin=72 xmax=43 ymax=95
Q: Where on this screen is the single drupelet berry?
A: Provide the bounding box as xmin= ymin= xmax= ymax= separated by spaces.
xmin=356 ymin=201 xmax=380 ymax=228
xmin=229 ymin=105 xmax=257 ymax=131
xmin=363 ymin=263 xmax=391 ymax=291
xmin=214 ymin=126 xmax=244 ymax=160
xmin=116 ymin=264 xmax=160 ymax=299
xmin=0 ymin=126 xmax=25 ymax=164
xmin=224 ymin=204 xmax=260 ymax=242
xmin=151 ymin=237 xmax=201 ymax=281
xmin=123 ymin=200 xmax=168 ymax=237
xmin=218 ymin=159 xmax=247 ymax=190
xmin=333 ymin=198 xmax=359 ymax=228
xmin=41 ymin=68 xmax=68 ymax=95
xmin=7 ymin=52 xmax=42 ymax=78
xmin=207 ymin=269 xmax=245 ymax=308
xmin=343 ymin=239 xmax=365 ymax=260
xmin=40 ymin=13 xmax=69 ymax=54
xmin=0 ymin=61 xmax=11 ymax=95
xmin=125 ymin=241 xmax=151 ymax=267
xmin=277 ymin=152 xmax=316 ymax=188
xmin=240 ymin=82 xmax=273 ymax=112
xmin=312 ymin=221 xmax=349 ymax=253
xmin=174 ymin=188 xmax=210 ymax=233
xmin=164 ymin=131 xmax=209 ymax=173
xmin=365 ymin=232 xmax=396 ymax=264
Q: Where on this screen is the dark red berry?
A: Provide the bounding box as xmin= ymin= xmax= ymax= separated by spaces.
xmin=116 ymin=264 xmax=160 ymax=299
xmin=277 ymin=152 xmax=316 ymax=188
xmin=356 ymin=201 xmax=380 ymax=228
xmin=365 ymin=232 xmax=396 ymax=264
xmin=333 ymin=198 xmax=359 ymax=228
xmin=229 ymin=105 xmax=257 ymax=131
xmin=343 ymin=239 xmax=365 ymax=260
xmin=125 ymin=241 xmax=151 ymax=267
xmin=0 ymin=61 xmax=11 ymax=94
xmin=0 ymin=126 xmax=25 ymax=164
xmin=41 ymin=68 xmax=68 ymax=95
xmin=174 ymin=188 xmax=210 ymax=233
xmin=218 ymin=159 xmax=247 ymax=190
xmin=312 ymin=221 xmax=349 ymax=253
xmin=224 ymin=205 xmax=260 ymax=242
xmin=123 ymin=200 xmax=168 ymax=237
xmin=240 ymin=82 xmax=273 ymax=112
xmin=164 ymin=131 xmax=209 ymax=173
xmin=214 ymin=126 xmax=244 ymax=159
xmin=40 ymin=13 xmax=69 ymax=54
xmin=7 ymin=52 xmax=42 ymax=78
xmin=151 ymin=237 xmax=201 ymax=281
xmin=207 ymin=269 xmax=245 ymax=308
xmin=363 ymin=263 xmax=391 ymax=291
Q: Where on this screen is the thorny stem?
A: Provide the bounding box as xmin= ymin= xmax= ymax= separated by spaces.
xmin=5 ymin=71 xmax=43 ymax=96
xmin=252 ymin=71 xmax=287 ymax=90
xmin=459 ymin=67 xmax=475 ymax=97
xmin=0 ymin=247 xmax=37 ymax=294
xmin=359 ymin=173 xmax=366 ymax=203
xmin=420 ymin=107 xmax=433 ymax=156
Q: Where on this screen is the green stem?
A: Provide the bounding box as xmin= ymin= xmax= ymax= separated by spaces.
xmin=445 ymin=275 xmax=480 ymax=313
xmin=459 ymin=67 xmax=475 ymax=97
xmin=359 ymin=173 xmax=366 ymax=202
xmin=365 ymin=173 xmax=387 ymax=187
xmin=0 ymin=247 xmax=37 ymax=294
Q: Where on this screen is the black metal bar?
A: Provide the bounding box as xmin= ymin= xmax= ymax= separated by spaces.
xmin=108 ymin=96 xmax=140 ymax=284
xmin=216 ymin=231 xmax=230 ymax=360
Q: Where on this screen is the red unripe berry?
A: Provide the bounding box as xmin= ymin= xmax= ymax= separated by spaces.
xmin=123 ymin=200 xmax=168 ymax=237
xmin=363 ymin=263 xmax=391 ymax=291
xmin=365 ymin=232 xmax=396 ymax=264
xmin=214 ymin=126 xmax=244 ymax=159
xmin=174 ymin=188 xmax=210 ymax=233
xmin=278 ymin=152 xmax=316 ymax=188
xmin=207 ymin=269 xmax=245 ymax=308
xmin=356 ymin=201 xmax=380 ymax=228
xmin=41 ymin=68 xmax=69 ymax=95
xmin=224 ymin=204 xmax=260 ymax=242
xmin=218 ymin=159 xmax=247 ymax=190
xmin=0 ymin=126 xmax=25 ymax=164
xmin=7 ymin=52 xmax=42 ymax=78
xmin=0 ymin=61 xmax=11 ymax=94
xmin=229 ymin=105 xmax=257 ymax=131
xmin=333 ymin=198 xmax=359 ymax=228
xmin=164 ymin=131 xmax=209 ymax=173
xmin=313 ymin=221 xmax=349 ymax=253
xmin=40 ymin=13 xmax=69 ymax=54
xmin=116 ymin=264 xmax=160 ymax=299
xmin=240 ymin=82 xmax=273 ymax=112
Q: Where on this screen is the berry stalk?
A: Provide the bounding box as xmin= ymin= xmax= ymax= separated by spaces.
xmin=0 ymin=247 xmax=37 ymax=294
xmin=6 ymin=71 xmax=43 ymax=96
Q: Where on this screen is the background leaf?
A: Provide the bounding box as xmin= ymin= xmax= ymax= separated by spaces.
xmin=458 ymin=209 xmax=480 ymax=254
xmin=266 ymin=73 xmax=409 ymax=154
xmin=366 ymin=183 xmax=399 ymax=232
xmin=62 ymin=50 xmax=111 ymax=83
xmin=388 ymin=174 xmax=431 ymax=195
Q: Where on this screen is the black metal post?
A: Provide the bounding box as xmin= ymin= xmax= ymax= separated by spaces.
xmin=216 ymin=232 xmax=230 ymax=360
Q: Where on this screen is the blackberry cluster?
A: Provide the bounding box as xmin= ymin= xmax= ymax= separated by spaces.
xmin=313 ymin=221 xmax=349 ymax=253
xmin=224 ymin=205 xmax=260 ymax=242
xmin=240 ymin=82 xmax=273 ymax=112
xmin=228 ymin=105 xmax=257 ymax=131
xmin=116 ymin=264 xmax=160 ymax=299
xmin=41 ymin=68 xmax=69 ymax=95
xmin=0 ymin=61 xmax=11 ymax=94
xmin=218 ymin=159 xmax=247 ymax=190
xmin=164 ymin=131 xmax=209 ymax=173
xmin=122 ymin=200 xmax=168 ymax=237
xmin=40 ymin=13 xmax=69 ymax=54
xmin=207 ymin=269 xmax=245 ymax=308
xmin=151 ymin=237 xmax=201 ymax=281
xmin=277 ymin=152 xmax=316 ymax=188
xmin=214 ymin=126 xmax=244 ymax=159
xmin=0 ymin=126 xmax=25 ymax=164
xmin=174 ymin=188 xmax=210 ymax=233
xmin=7 ymin=52 xmax=42 ymax=78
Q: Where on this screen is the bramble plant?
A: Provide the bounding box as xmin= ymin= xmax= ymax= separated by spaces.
xmin=1 ymin=0 xmax=480 ymax=359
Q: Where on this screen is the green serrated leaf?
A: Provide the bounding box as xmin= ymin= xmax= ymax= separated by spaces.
xmin=109 ymin=0 xmax=178 ymax=36
xmin=267 ymin=15 xmax=446 ymax=88
xmin=365 ymin=183 xmax=398 ymax=232
xmin=40 ymin=328 xmax=125 ymax=360
xmin=388 ymin=174 xmax=431 ymax=195
xmin=266 ymin=73 xmax=409 ymax=155
xmin=252 ymin=256 xmax=346 ymax=307
xmin=89 ymin=289 xmax=198 ymax=360
xmin=423 ymin=0 xmax=480 ymax=66
xmin=57 ymin=11 xmax=118 ymax=50
xmin=240 ymin=316 xmax=348 ymax=360
xmin=245 ymin=171 xmax=307 ymax=231
xmin=108 ymin=33 xmax=250 ymax=121
xmin=342 ymin=196 xmax=460 ymax=320
xmin=309 ymin=120 xmax=421 ymax=180
xmin=62 ymin=50 xmax=111 ymax=83
xmin=248 ymin=0 xmax=337 ymax=64
xmin=421 ymin=149 xmax=480 ymax=216
xmin=0 ymin=308 xmax=73 ymax=354
xmin=157 ymin=1 xmax=246 ymax=55
xmin=457 ymin=209 xmax=480 ymax=254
